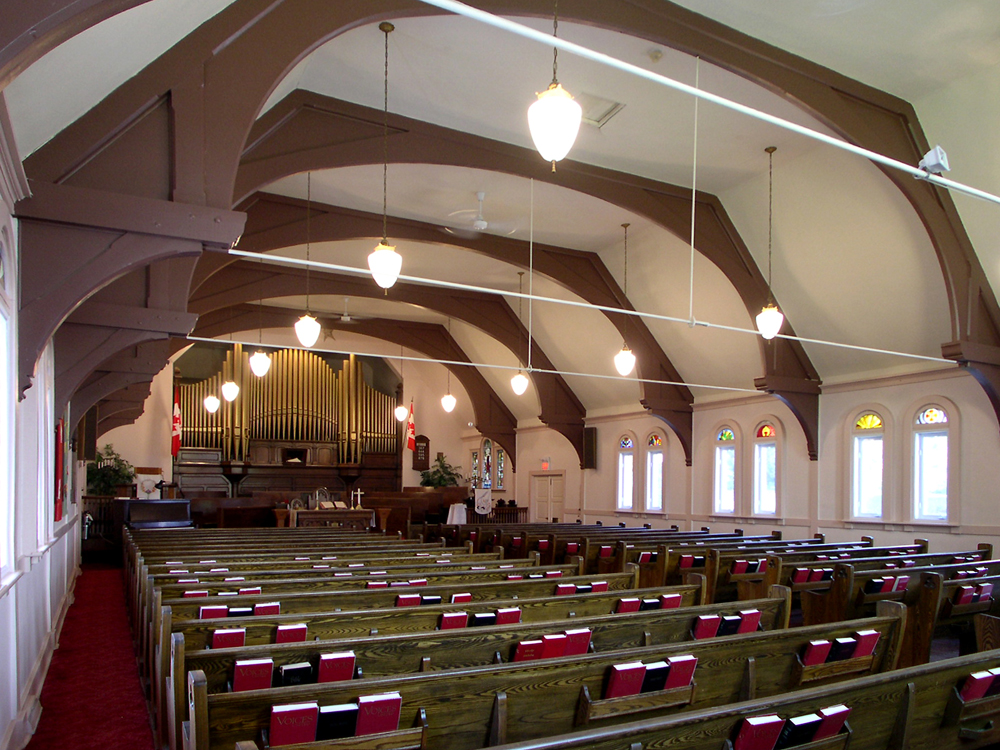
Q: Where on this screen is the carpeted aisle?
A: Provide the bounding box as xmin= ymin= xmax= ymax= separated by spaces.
xmin=27 ymin=563 xmax=155 ymax=750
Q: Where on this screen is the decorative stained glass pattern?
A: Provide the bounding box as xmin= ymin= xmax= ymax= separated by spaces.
xmin=917 ymin=407 xmax=948 ymax=425
xmin=717 ymin=428 xmax=734 ymax=442
xmin=470 ymin=451 xmax=478 ymax=489
xmin=620 ymin=436 xmax=634 ymax=449
xmin=496 ymin=448 xmax=505 ymax=490
xmin=647 ymin=434 xmax=663 ymax=447
xmin=757 ymin=424 xmax=775 ymax=439
xmin=482 ymin=439 xmax=493 ymax=489
xmin=855 ymin=413 xmax=883 ymax=430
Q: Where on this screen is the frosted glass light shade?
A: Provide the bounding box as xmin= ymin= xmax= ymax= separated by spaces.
xmin=441 ymin=393 xmax=457 ymax=413
xmin=221 ymin=380 xmax=240 ymax=402
xmin=204 ymin=394 xmax=221 ymax=413
xmin=249 ymin=350 xmax=271 ymax=377
xmin=395 ymin=404 xmax=409 ymax=422
xmin=756 ymin=304 xmax=784 ymax=340
xmin=368 ymin=242 xmax=402 ymax=289
xmin=295 ymin=314 xmax=321 ymax=347
xmin=527 ymin=83 xmax=583 ymax=163
xmin=511 ymin=371 xmax=529 ymax=396
xmin=614 ymin=345 xmax=636 ymax=376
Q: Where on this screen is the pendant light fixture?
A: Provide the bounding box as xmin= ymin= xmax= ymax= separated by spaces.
xmin=368 ymin=22 xmax=403 ymax=290
xmin=204 ymin=394 xmax=221 ymax=413
xmin=527 ymin=0 xmax=582 ymax=171
xmin=511 ymin=271 xmax=530 ymax=395
xmin=395 ymin=345 xmax=410 ymax=421
xmin=756 ymin=146 xmax=784 ymax=340
xmin=295 ymin=172 xmax=322 ymax=347
xmin=441 ymin=318 xmax=457 ymax=412
xmin=613 ymin=223 xmax=637 ymax=376
xmin=249 ymin=257 xmax=272 ymax=377
xmin=221 ymin=379 xmax=240 ymax=402
xmin=221 ymin=314 xmax=240 ymax=400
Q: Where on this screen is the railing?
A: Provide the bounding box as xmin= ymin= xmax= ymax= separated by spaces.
xmin=80 ymin=495 xmax=116 ymax=540
xmin=471 ymin=506 xmax=529 ymax=523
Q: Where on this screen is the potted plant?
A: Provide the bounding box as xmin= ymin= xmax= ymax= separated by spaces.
xmin=87 ymin=444 xmax=136 ymax=496
xmin=419 ymin=454 xmax=464 ymax=487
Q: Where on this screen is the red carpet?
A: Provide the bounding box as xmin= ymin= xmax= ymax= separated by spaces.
xmin=26 ymin=563 xmax=155 ymax=750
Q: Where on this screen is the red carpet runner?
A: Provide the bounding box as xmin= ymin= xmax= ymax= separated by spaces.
xmin=27 ymin=563 xmax=155 ymax=750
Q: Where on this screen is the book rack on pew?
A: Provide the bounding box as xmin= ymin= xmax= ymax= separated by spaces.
xmin=941 ymin=688 xmax=1000 ymax=747
xmin=575 ymin=681 xmax=696 ymax=726
xmin=791 ymin=654 xmax=876 ymax=687
xmin=251 ymin=708 xmax=428 ymax=750
xmin=720 ymin=724 xmax=852 ymax=750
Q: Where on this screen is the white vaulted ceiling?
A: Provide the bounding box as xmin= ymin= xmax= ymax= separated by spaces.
xmin=6 ymin=0 xmax=999 ymax=421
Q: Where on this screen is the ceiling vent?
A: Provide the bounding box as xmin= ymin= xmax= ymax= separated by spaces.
xmin=576 ymin=91 xmax=625 ymax=129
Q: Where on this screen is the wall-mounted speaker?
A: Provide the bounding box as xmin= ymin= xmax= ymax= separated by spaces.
xmin=582 ymin=426 xmax=597 ymax=470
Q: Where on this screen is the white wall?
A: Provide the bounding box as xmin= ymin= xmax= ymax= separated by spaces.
xmin=100 ymin=356 xmax=175 ymax=480
xmin=399 ymin=359 xmax=476 ymax=489
xmin=506 ymin=368 xmax=1000 ymax=554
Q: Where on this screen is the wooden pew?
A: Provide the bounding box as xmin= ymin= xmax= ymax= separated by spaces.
xmin=169 ymin=586 xmax=781 ymax=749
xmin=764 ymin=544 xmax=992 ymax=598
xmin=162 ymin=580 xmax=707 ymax=750
xmin=184 ymin=596 xmax=908 ymax=750
xmin=706 ymin=539 xmax=932 ymax=602
xmin=466 ymin=647 xmax=1000 ymax=750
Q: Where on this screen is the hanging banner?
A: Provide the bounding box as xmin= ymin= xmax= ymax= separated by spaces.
xmin=474 ymin=489 xmax=492 ymax=515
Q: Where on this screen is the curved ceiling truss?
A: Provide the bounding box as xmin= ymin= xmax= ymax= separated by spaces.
xmin=7 ymin=0 xmax=1000 ymax=456
xmin=191 ymin=259 xmax=588 ymax=465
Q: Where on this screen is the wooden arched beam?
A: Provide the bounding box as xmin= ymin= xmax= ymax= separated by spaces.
xmin=194 ymin=304 xmax=520 ymax=469
xmin=228 ymin=192 xmax=697 ymax=460
xmin=54 ymin=257 xmax=199 ymax=418
xmin=13 ymin=180 xmax=242 ymax=396
xmin=14 ymin=0 xmax=997 ymax=443
xmin=190 ymin=261 xmax=588 ymax=464
xmin=70 ymin=339 xmax=172 ymax=424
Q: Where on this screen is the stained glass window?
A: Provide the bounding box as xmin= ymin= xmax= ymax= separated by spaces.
xmin=482 ymin=439 xmax=493 ymax=490
xmin=470 ymin=451 xmax=478 ymax=489
xmin=717 ymin=428 xmax=734 ymax=442
xmin=916 ymin=407 xmax=947 ymax=425
xmin=620 ymin=436 xmax=634 ymax=449
xmin=856 ymin=413 xmax=883 ymax=430
xmin=647 ymin=434 xmax=662 ymax=447
xmin=496 ymin=448 xmax=505 ymax=490
xmin=756 ymin=424 xmax=775 ymax=439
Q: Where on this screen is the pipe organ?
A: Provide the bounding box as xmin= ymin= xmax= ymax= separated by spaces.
xmin=177 ymin=345 xmax=398 ymax=464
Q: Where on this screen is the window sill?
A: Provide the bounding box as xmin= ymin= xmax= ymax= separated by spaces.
xmin=842 ymin=519 xmax=959 ymax=531
xmin=0 ymin=570 xmax=23 ymax=602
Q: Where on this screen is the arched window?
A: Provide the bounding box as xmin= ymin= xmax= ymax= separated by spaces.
xmin=470 ymin=450 xmax=479 ymax=489
xmin=645 ymin=434 xmax=664 ymax=512
xmin=617 ymin=435 xmax=635 ymax=510
xmin=913 ymin=406 xmax=948 ymax=521
xmin=852 ymin=412 xmax=884 ymax=518
xmin=481 ymin=439 xmax=493 ymax=490
xmin=753 ymin=423 xmax=777 ymax=515
xmin=714 ymin=428 xmax=736 ymax=514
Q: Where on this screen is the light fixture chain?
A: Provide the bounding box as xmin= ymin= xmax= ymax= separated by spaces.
xmin=383 ymin=25 xmax=390 ymax=244
xmin=622 ymin=222 xmax=630 ymax=345
xmin=305 ymin=172 xmax=311 ymax=313
xmin=767 ymin=146 xmax=775 ymax=305
xmin=258 ymin=255 xmax=265 ymax=343
xmin=551 ymin=0 xmax=559 ymax=84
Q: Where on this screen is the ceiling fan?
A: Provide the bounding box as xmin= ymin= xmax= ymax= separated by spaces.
xmin=336 ymin=297 xmax=366 ymax=324
xmin=442 ymin=191 xmax=517 ymax=238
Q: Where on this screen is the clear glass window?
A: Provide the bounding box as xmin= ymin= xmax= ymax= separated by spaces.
xmin=753 ymin=441 xmax=776 ymax=514
xmin=617 ymin=451 xmax=634 ymax=510
xmin=646 ymin=450 xmax=663 ymax=512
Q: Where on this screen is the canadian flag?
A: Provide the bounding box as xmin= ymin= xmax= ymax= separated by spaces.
xmin=171 ymin=386 xmax=182 ymax=457
xmin=405 ymin=401 xmax=416 ymax=451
